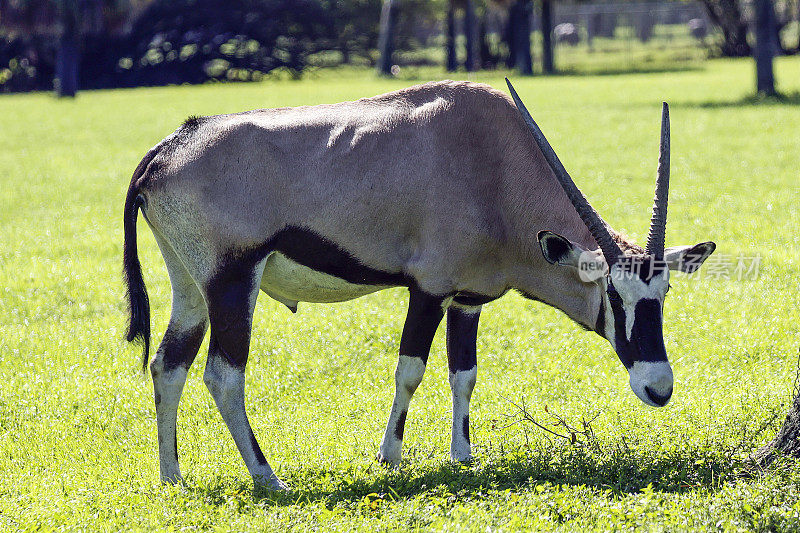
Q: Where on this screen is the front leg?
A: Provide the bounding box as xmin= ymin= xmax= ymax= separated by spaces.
xmin=378 ymin=287 xmax=444 ymax=465
xmin=446 ymin=307 xmax=480 ymax=462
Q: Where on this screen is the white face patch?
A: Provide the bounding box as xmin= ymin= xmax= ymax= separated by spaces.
xmin=606 ymin=263 xmax=669 ymax=342
xmin=628 ymin=360 xmax=674 ymax=407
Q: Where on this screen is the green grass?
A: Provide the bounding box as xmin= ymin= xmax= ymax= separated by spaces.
xmin=1 ymin=57 xmax=800 ymax=531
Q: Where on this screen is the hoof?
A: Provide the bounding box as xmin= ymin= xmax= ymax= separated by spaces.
xmin=376 ymin=450 xmax=401 ymax=467
xmin=254 ymin=475 xmax=289 ymax=491
xmin=160 ymin=472 xmax=184 ymax=485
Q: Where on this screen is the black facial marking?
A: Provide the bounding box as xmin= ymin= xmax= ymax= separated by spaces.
xmin=446 ymin=308 xmax=479 ymax=373
xmin=614 ymin=256 xmax=668 ymax=283
xmin=394 ymin=410 xmax=407 ymax=440
xmin=631 ymin=299 xmax=667 ymax=362
xmin=608 ymin=287 xmax=667 ymax=369
xmin=594 ymin=295 xmax=606 ymax=335
xmin=398 ymin=286 xmax=445 ymax=363
xmin=645 ymin=386 xmax=672 ymax=406
xmin=607 ymin=283 xmax=632 ymax=368
xmin=249 ymin=428 xmax=267 ymax=465
xmin=462 ymin=415 xmax=470 ymax=444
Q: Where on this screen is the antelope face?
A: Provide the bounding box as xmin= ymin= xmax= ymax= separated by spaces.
xmin=508 ymin=78 xmax=716 ymax=407
xmin=539 ymin=233 xmax=715 ymax=407
xmin=601 ymin=257 xmax=673 ymax=407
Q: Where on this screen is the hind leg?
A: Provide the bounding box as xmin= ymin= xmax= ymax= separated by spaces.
xmin=150 ymin=237 xmax=208 ymax=484
xmin=203 ymin=259 xmax=286 ymax=490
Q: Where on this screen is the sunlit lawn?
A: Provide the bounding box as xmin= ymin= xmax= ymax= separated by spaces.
xmin=1 ymin=57 xmax=799 ymax=531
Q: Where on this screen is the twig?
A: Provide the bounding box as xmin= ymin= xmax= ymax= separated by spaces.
xmin=499 ymin=394 xmax=602 ymax=449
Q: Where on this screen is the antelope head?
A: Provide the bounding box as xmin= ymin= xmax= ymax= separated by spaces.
xmin=507 ymin=79 xmax=715 ymax=407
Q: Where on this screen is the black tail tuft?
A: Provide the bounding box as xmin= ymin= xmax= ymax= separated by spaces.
xmin=124 ymin=191 xmax=150 ymax=372
xmin=123 ymin=169 xmax=153 ymax=372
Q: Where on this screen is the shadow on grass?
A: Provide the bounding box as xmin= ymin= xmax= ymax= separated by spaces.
xmin=675 ymin=91 xmax=800 ymax=109
xmin=553 ymin=64 xmax=704 ymax=78
xmin=188 ymin=443 xmax=744 ymax=508
xmin=382 ymin=62 xmax=703 ymax=83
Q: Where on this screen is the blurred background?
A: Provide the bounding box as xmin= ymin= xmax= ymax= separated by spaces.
xmin=0 ymin=0 xmax=794 ymax=97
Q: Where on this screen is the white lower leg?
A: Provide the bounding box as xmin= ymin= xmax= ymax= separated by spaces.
xmin=449 ymin=366 xmax=476 ymax=462
xmin=204 ymin=356 xmax=286 ymax=490
xmin=151 ymin=361 xmax=189 ymax=484
xmin=378 ymin=355 xmax=426 ymax=465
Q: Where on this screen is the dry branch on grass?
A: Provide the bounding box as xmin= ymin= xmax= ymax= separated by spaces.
xmin=499 ymin=395 xmax=602 ymax=450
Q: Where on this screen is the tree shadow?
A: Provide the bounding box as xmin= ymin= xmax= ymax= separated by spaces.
xmin=187 ymin=443 xmax=745 ymax=508
xmin=675 ymin=91 xmax=800 ymax=109
xmin=553 ymin=64 xmax=704 ymax=77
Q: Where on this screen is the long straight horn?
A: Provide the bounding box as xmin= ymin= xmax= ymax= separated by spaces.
xmin=505 ymin=78 xmax=622 ymax=266
xmin=646 ymin=102 xmax=670 ymax=259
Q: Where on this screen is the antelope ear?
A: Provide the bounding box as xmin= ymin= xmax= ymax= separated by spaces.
xmin=664 ymin=241 xmax=716 ymax=273
xmin=539 ymin=231 xmax=607 ymax=282
xmin=538 ymin=231 xmax=581 ymax=265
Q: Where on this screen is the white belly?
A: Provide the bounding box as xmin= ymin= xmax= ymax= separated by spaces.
xmin=259 ymin=252 xmax=388 ymax=308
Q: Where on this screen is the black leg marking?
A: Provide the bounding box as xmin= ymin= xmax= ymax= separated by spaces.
xmin=399 ymin=286 xmax=445 ymax=362
xmin=452 ymin=291 xmax=501 ymax=307
xmin=394 ymin=410 xmax=407 ymax=440
xmin=206 ymin=275 xmax=257 ymax=368
xmin=378 ymin=287 xmax=443 ymax=465
xmin=203 ymin=265 xmax=285 ymax=489
xmin=160 ymin=321 xmax=207 ymax=372
xmin=249 ymin=428 xmax=267 ymax=465
xmin=446 ymin=308 xmax=479 ymax=372
xmin=446 ymin=308 xmax=479 ymax=462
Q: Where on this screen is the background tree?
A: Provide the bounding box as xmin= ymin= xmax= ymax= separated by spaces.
xmin=446 ymin=0 xmax=478 ymax=72
xmin=753 ymin=0 xmax=778 ymax=95
xmin=506 ymin=0 xmax=532 ymax=74
xmin=376 ymin=0 xmax=398 ymax=75
xmin=700 ymin=0 xmax=751 ymax=57
xmin=0 ymin=0 xmax=136 ymax=96
xmin=540 ymin=0 xmax=553 ymax=74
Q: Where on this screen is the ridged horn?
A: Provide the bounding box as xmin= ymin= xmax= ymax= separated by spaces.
xmin=645 ymin=102 xmax=670 ymax=259
xmin=505 ymin=78 xmax=622 ymax=266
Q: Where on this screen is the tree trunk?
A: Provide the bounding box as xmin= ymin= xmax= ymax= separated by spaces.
xmin=754 ymin=0 xmax=778 ymax=95
xmin=377 ymin=0 xmax=399 ymax=76
xmin=478 ymin=13 xmax=492 ymax=68
xmin=56 ymin=0 xmax=80 ymax=97
xmin=755 ymin=389 xmax=800 ymax=466
xmin=509 ymin=0 xmax=532 ymax=75
xmin=541 ymin=0 xmax=554 ymax=74
xmin=446 ymin=1 xmax=457 ymax=72
xmin=701 ymin=0 xmax=752 ymax=57
xmin=464 ymin=0 xmax=478 ymax=72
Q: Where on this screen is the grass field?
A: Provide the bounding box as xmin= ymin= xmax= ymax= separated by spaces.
xmin=1 ymin=58 xmax=800 ymax=531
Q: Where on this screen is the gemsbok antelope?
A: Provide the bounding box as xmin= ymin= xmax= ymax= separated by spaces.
xmin=123 ymin=79 xmax=715 ymax=489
